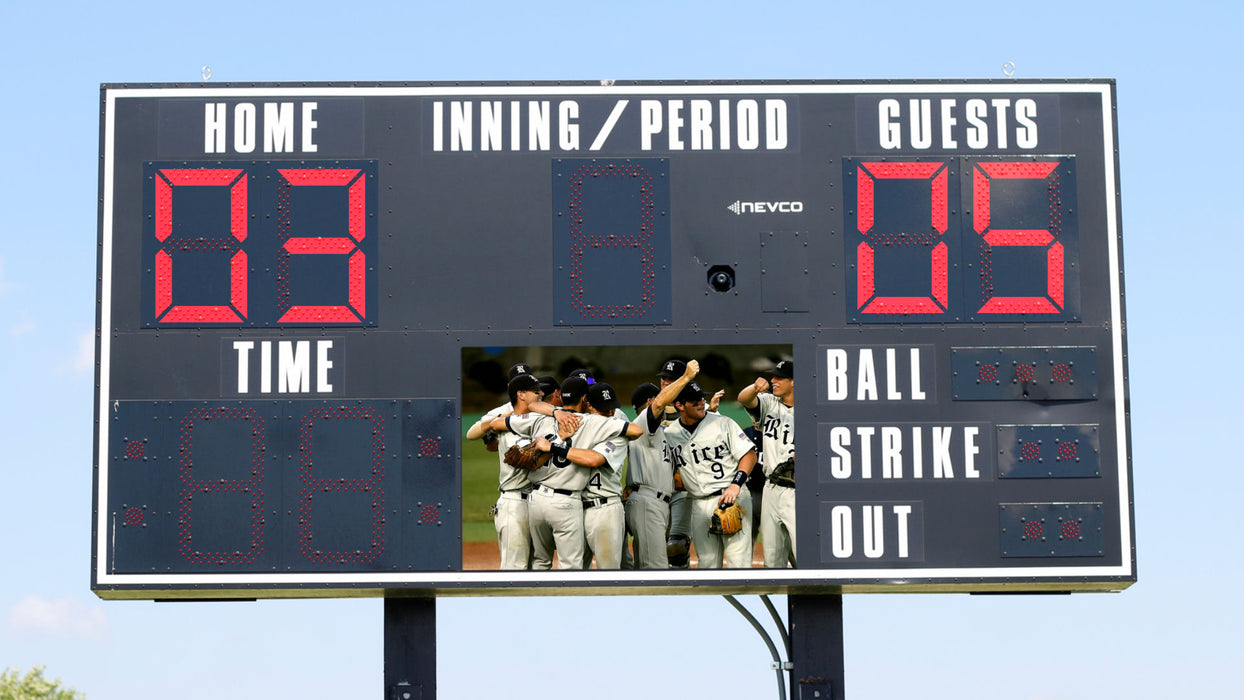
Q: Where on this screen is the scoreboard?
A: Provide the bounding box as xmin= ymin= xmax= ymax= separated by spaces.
xmin=93 ymin=80 xmax=1134 ymax=598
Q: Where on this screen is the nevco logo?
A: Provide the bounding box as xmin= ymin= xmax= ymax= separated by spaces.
xmin=727 ymin=200 xmax=804 ymax=215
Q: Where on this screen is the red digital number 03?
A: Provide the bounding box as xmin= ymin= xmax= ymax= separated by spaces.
xmin=972 ymin=162 xmax=1065 ymax=314
xmin=855 ymin=162 xmax=950 ymax=314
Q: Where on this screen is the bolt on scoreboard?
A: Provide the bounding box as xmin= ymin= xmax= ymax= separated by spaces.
xmin=93 ymin=80 xmax=1134 ymax=599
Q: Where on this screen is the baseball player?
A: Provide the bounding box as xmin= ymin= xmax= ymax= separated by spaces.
xmin=464 ymin=363 xmax=538 ymax=569
xmin=571 ymin=382 xmax=630 ymax=569
xmin=656 ymin=359 xmax=693 ymax=567
xmin=497 ymin=377 xmax=644 ymax=569
xmin=625 ymin=359 xmax=701 ymax=569
xmin=738 ymin=360 xmax=796 ymax=568
xmin=664 ymin=380 xmax=758 ymax=568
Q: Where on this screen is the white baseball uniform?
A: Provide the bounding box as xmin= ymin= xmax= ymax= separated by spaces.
xmin=663 ymin=412 xmax=756 ymax=568
xmin=479 ymin=401 xmax=532 ymax=570
xmin=579 ymin=407 xmax=629 ymax=569
xmin=752 ymin=393 xmax=796 ymax=568
xmin=506 ymin=411 xmax=630 ymax=570
xmin=624 ymin=407 xmax=674 ymax=569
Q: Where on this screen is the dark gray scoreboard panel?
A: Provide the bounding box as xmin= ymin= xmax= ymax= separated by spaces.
xmin=93 ymin=81 xmax=1133 ymax=598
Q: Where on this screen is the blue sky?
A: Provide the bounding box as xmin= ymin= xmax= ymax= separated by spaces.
xmin=1 ymin=1 xmax=1241 ymax=698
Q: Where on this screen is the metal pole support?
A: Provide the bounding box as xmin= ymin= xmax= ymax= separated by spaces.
xmin=384 ymin=597 xmax=437 ymax=700
xmin=788 ymin=594 xmax=845 ymax=700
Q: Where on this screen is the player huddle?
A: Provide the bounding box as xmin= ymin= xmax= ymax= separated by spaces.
xmin=466 ymin=357 xmax=796 ymax=570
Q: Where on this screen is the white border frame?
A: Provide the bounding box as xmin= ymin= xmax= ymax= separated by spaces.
xmin=95 ymin=81 xmax=1131 ymax=593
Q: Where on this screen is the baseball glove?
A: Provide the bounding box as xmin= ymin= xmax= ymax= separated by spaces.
xmin=503 ymin=441 xmax=551 ymax=470
xmin=709 ymin=502 xmax=745 ymax=536
xmin=769 ymin=457 xmax=795 ymax=488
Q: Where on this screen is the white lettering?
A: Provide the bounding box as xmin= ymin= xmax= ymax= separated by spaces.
xmin=667 ymin=100 xmax=684 ymax=150
xmin=737 ymin=100 xmax=759 ymax=150
xmin=856 ymin=426 xmax=875 ymax=479
xmin=263 ymin=103 xmax=295 ymax=154
xmin=857 ymin=349 xmax=878 ymax=400
xmin=234 ymin=103 xmax=256 ymax=153
xmin=316 ymin=340 xmax=334 ymax=393
xmin=882 ymin=426 xmax=902 ymax=478
xmin=690 ymin=99 xmax=712 ymax=150
xmin=205 ymin=103 xmax=227 ymax=154
xmin=718 ymin=99 xmax=731 ymax=150
xmin=940 ymin=99 xmax=958 ymax=149
xmin=1015 ymin=98 xmax=1038 ymax=149
xmin=964 ymin=426 xmax=980 ymax=478
xmin=909 ymin=99 xmax=932 ymax=149
xmin=863 ymin=505 xmax=885 ymax=558
xmin=279 ymin=340 xmax=311 ymax=394
xmin=991 ymin=99 xmax=1011 ymax=149
xmin=260 ymin=341 xmax=272 ymax=393
xmin=233 ymin=341 xmax=254 ymax=393
xmin=765 ymin=99 xmax=788 ymax=149
xmin=432 ymin=102 xmax=444 ymax=152
xmin=528 ymin=101 xmax=549 ymax=151
xmin=910 ymin=348 xmax=927 ymax=400
xmin=451 ymin=101 xmax=472 ymax=151
xmin=559 ymin=101 xmax=579 ymax=151
xmin=481 ymin=101 xmax=504 ymax=151
xmin=301 ymin=102 xmax=318 ymax=153
xmin=641 ymin=100 xmax=662 ymax=151
xmin=831 ymin=505 xmax=853 ymax=558
xmin=879 ymin=99 xmax=901 ymax=150
xmin=965 ymin=99 xmax=989 ymax=149
xmin=830 ymin=426 xmax=852 ymax=478
xmin=886 ymin=348 xmax=901 ymax=400
xmin=933 ymin=427 xmax=954 ymax=478
xmin=893 ymin=505 xmax=913 ymax=558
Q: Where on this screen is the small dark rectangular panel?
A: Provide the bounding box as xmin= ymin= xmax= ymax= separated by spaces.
xmin=760 ymin=231 xmax=809 ymax=312
xmin=998 ymin=502 xmax=1104 ymax=557
xmin=951 ymin=346 xmax=1097 ymax=400
xmin=997 ymin=424 xmax=1100 ymax=478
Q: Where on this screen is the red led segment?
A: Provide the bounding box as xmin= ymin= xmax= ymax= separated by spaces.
xmin=177 ymin=406 xmax=266 ymax=565
xmin=1016 ymin=364 xmax=1035 ymax=384
xmin=124 ymin=507 xmax=144 ymax=526
xmin=153 ymin=168 xmax=248 ymax=323
xmin=1061 ymin=521 xmax=1081 ymax=539
xmin=1020 ymin=442 xmax=1041 ymax=461
xmin=419 ymin=505 xmax=440 ymax=525
xmin=297 ymin=406 xmax=386 ymax=564
xmin=419 ymin=438 xmax=440 ymax=457
xmin=972 ymin=161 xmax=1065 ymax=315
xmin=276 ymin=169 xmax=368 ymax=324
xmin=855 ymin=162 xmax=950 ymax=315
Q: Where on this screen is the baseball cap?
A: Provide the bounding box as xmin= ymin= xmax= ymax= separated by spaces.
xmin=566 ymin=368 xmax=595 ymax=385
xmin=507 ymin=362 xmax=534 ymax=381
xmin=586 ymin=382 xmax=621 ymax=412
xmin=560 ymin=376 xmax=590 ymax=405
xmin=537 ymin=375 xmax=560 ymax=398
xmin=768 ymin=360 xmax=794 ymax=379
xmin=674 ymin=380 xmax=709 ymax=405
xmin=507 ymin=373 xmax=541 ymax=404
xmin=630 ymin=382 xmax=661 ymax=411
xmin=657 ymin=359 xmax=686 ymax=380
